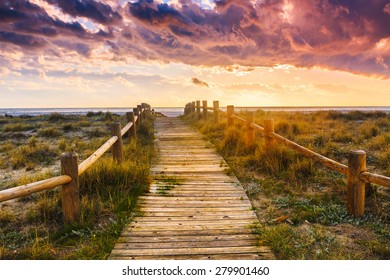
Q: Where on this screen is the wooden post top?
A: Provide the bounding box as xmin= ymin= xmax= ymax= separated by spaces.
xmin=350 ymin=150 xmax=366 ymax=155
xmin=61 ymin=151 xmax=78 ymax=159
xmin=264 ymin=119 xmax=274 ymax=133
xmin=126 ymin=112 xmax=134 ymax=121
xmin=227 ymin=105 xmax=234 ymax=111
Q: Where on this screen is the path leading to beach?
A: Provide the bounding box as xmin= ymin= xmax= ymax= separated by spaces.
xmin=109 ymin=117 xmax=272 ymax=260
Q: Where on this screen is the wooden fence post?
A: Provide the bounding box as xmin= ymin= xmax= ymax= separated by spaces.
xmin=196 ymin=100 xmax=201 ymax=117
xmin=191 ymin=101 xmax=196 ymax=113
xmin=137 ymin=105 xmax=142 ymax=123
xmin=126 ymin=112 xmax=136 ymax=140
xmin=133 ymin=108 xmax=140 ymax=125
xmin=264 ymin=119 xmax=274 ymax=148
xmin=227 ymin=105 xmax=234 ymax=127
xmin=347 ymin=150 xmax=366 ymax=217
xmin=111 ymin=122 xmax=123 ymax=163
xmin=141 ymin=103 xmax=148 ymax=118
xmin=202 ymin=100 xmax=207 ymax=119
xmin=61 ymin=152 xmax=80 ymax=224
xmin=213 ymin=101 xmax=219 ymax=123
xmin=246 ymin=111 xmax=255 ymax=146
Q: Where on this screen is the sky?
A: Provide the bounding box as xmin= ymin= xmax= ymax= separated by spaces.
xmin=0 ymin=0 xmax=389 ymax=108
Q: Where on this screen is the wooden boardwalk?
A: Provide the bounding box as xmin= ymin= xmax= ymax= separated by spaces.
xmin=109 ymin=117 xmax=272 ymax=260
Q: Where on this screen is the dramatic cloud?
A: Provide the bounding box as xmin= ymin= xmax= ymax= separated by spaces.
xmin=44 ymin=0 xmax=122 ymax=25
xmin=191 ymin=77 xmax=209 ymax=87
xmin=0 ymin=0 xmax=389 ymax=77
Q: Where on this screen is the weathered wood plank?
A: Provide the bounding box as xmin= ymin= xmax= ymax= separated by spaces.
xmin=138 ymin=196 xmax=250 ymax=201
xmin=127 ymin=223 xmax=257 ymax=232
xmin=117 ymin=234 xmax=256 ymax=243
xmin=139 ymin=207 xmax=253 ymax=212
xmin=121 ymin=228 xmax=255 ymax=237
xmin=129 ymin=220 xmax=257 ymax=227
xmin=146 ymin=193 xmax=247 ymax=197
xmin=109 ymin=253 xmax=272 ymax=260
xmin=142 ymin=210 xmax=255 ymax=218
xmin=138 ymin=204 xmax=253 ymax=209
xmin=139 ymin=199 xmax=252 ymax=205
xmin=114 ymin=239 xmax=257 ymax=249
xmin=109 ymin=246 xmax=268 ymax=256
xmin=134 ymin=216 xmax=257 ymax=222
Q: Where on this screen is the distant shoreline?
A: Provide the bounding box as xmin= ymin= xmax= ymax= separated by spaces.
xmin=1 ymin=106 xmax=390 ymax=117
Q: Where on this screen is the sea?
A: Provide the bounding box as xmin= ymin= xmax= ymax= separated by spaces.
xmin=1 ymin=106 xmax=390 ymax=117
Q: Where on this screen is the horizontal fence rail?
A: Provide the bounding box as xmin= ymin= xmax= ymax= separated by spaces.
xmin=269 ymin=132 xmax=349 ymax=175
xmin=0 ymin=175 xmax=72 ymax=203
xmin=0 ymin=103 xmax=152 ymax=224
xmin=185 ymin=100 xmax=390 ymax=217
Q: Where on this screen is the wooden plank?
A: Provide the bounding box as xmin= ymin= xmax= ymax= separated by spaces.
xmin=150 ymin=182 xmax=241 ymax=187
xmin=109 ymin=253 xmax=270 ymax=260
xmin=138 ymin=204 xmax=253 ymax=209
xmin=110 ymin=246 xmax=267 ymax=256
xmin=146 ymin=193 xmax=247 ymax=197
xmin=148 ymin=188 xmax=245 ymax=193
xmin=152 ymin=182 xmax=241 ymax=186
xmin=157 ymin=154 xmax=222 ymax=158
xmin=113 ymin=239 xmax=257 ymax=249
xmin=152 ymin=164 xmax=225 ymax=169
xmin=140 ymin=211 xmax=256 ymax=217
xmin=138 ymin=196 xmax=249 ymax=201
xmin=121 ymin=228 xmax=255 ymax=237
xmin=129 ymin=220 xmax=256 ymax=227
xmin=117 ymin=234 xmax=256 ymax=243
xmin=138 ymin=199 xmax=252 ymax=204
xmin=127 ymin=223 xmax=256 ymax=232
xmin=158 ymin=160 xmax=224 ymax=165
xmin=149 ymin=186 xmax=243 ymax=191
xmin=139 ymin=207 xmax=252 ymax=212
xmin=150 ymin=185 xmax=242 ymax=189
xmin=134 ymin=216 xmax=257 ymax=222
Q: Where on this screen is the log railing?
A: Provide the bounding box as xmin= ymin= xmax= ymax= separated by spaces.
xmin=184 ymin=101 xmax=390 ymax=217
xmin=0 ymin=103 xmax=152 ymax=224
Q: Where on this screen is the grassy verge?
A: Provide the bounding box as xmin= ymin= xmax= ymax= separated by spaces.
xmin=183 ymin=110 xmax=390 ymax=259
xmin=0 ymin=113 xmax=155 ymax=259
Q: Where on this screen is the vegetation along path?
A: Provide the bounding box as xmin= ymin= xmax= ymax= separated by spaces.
xmin=109 ymin=117 xmax=272 ymax=260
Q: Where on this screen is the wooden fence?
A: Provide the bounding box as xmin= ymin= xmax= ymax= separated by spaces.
xmin=0 ymin=103 xmax=152 ymax=224
xmin=184 ymin=101 xmax=390 ymax=217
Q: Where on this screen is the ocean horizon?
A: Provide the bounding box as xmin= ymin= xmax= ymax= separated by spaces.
xmin=1 ymin=106 xmax=390 ymax=118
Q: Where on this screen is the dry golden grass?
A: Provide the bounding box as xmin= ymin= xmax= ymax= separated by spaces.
xmin=0 ymin=112 xmax=155 ymax=259
xmin=184 ymin=110 xmax=390 ymax=259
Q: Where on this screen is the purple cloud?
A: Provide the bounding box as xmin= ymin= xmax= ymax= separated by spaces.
xmin=44 ymin=0 xmax=122 ymax=25
xmin=0 ymin=0 xmax=389 ymax=77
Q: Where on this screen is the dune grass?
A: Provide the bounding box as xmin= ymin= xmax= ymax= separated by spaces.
xmin=183 ymin=110 xmax=390 ymax=259
xmin=0 ymin=113 xmax=155 ymax=259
